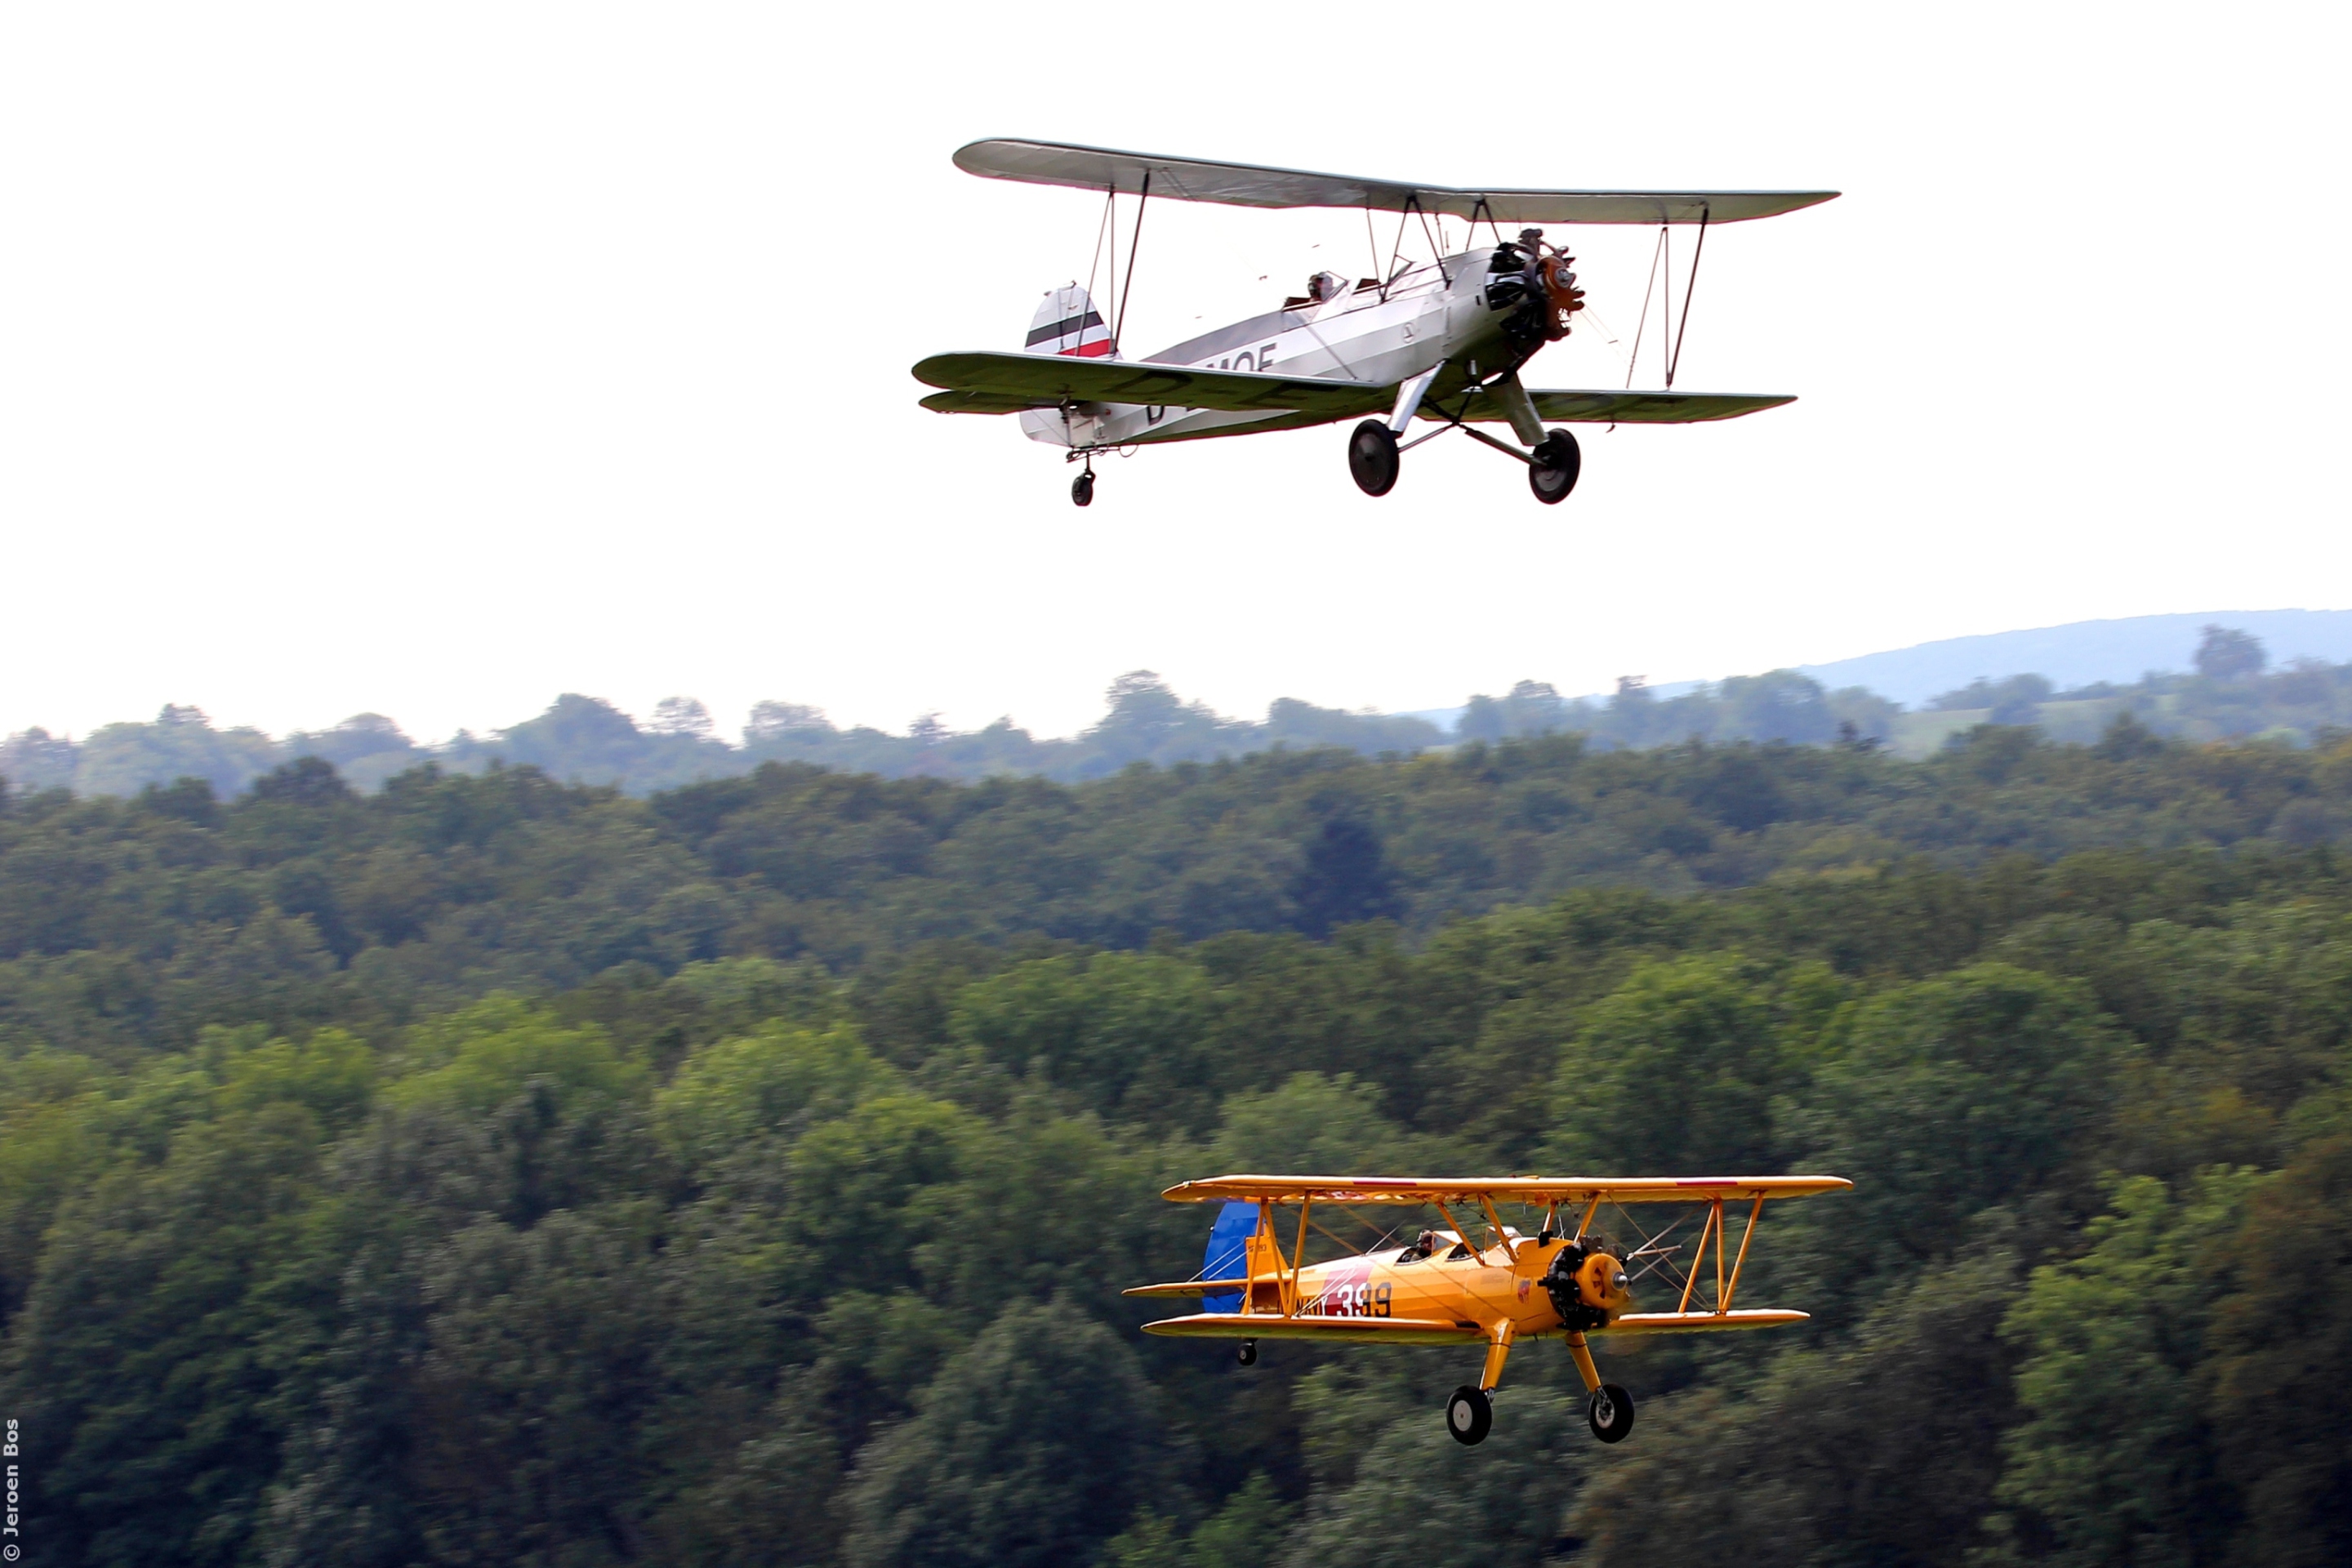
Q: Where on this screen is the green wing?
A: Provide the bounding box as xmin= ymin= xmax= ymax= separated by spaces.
xmin=913 ymin=351 xmax=1389 ymax=419
xmin=1435 ymin=387 xmax=1797 ymax=425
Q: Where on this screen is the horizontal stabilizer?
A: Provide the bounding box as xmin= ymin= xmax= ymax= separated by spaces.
xmin=1435 ymin=387 xmax=1797 ymax=425
xmin=914 ymin=350 xmax=1388 ymax=419
xmin=1143 ymin=1313 xmax=1488 ymax=1344
xmin=1122 ymin=1278 xmax=1254 ymax=1298
xmin=1601 ymin=1309 xmax=1811 ymax=1334
xmin=956 ymin=140 xmax=1838 ymax=226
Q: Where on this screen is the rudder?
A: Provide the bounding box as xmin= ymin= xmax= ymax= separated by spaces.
xmin=1027 ymin=285 xmax=1111 ymax=358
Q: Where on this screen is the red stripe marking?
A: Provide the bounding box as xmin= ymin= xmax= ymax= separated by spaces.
xmin=1057 ymin=339 xmax=1114 ymax=358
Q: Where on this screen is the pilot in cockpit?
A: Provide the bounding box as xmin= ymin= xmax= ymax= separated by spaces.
xmin=1306 ymin=270 xmax=1346 ymax=304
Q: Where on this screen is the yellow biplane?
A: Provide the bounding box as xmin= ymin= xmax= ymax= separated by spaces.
xmin=1126 ymin=1174 xmax=1850 ymax=1445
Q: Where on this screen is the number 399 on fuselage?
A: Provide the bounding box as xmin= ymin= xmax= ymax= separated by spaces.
xmin=911 ymin=140 xmax=1838 ymax=507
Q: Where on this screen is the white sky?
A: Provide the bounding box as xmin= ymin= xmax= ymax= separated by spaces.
xmin=2 ymin=2 xmax=2345 ymax=744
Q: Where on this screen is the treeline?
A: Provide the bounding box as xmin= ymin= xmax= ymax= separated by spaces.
xmin=0 ymin=675 xmax=1446 ymax=801
xmin=5 ymin=733 xmax=2350 ymax=1564
xmin=9 ymin=626 xmax=2348 ymax=800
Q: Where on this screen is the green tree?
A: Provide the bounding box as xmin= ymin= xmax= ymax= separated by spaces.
xmin=1982 ymin=1170 xmax=2261 ymax=1566
xmin=2205 ymin=1134 xmax=2352 ymax=1566
xmin=840 ymin=1297 xmax=1169 ymax=1568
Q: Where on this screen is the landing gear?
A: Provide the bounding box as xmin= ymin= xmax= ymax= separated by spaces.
xmin=1348 ymin=419 xmax=1400 ymax=497
xmin=1587 ymin=1383 xmax=1635 ymax=1444
xmin=1445 ymin=1384 xmax=1493 ymax=1446
xmin=1527 ymin=428 xmax=1580 ymax=505
xmin=1236 ymin=1339 xmax=1258 ymax=1367
xmin=1071 ymin=466 xmax=1095 ymax=507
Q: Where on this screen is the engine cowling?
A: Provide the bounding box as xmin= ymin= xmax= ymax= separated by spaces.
xmin=1484 ymin=234 xmax=1586 ymax=347
xmin=1542 ymin=1240 xmax=1633 ymax=1330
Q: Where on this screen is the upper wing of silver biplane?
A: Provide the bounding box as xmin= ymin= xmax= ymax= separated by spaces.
xmin=913 ymin=350 xmax=1390 ymax=418
xmin=1442 ymin=387 xmax=1798 ymax=425
xmin=956 ymin=140 xmax=1838 ymax=225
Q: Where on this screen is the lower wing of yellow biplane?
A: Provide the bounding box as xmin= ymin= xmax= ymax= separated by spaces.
xmin=1142 ymin=1313 xmax=1489 ymax=1344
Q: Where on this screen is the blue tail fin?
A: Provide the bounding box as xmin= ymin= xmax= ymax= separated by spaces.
xmin=1201 ymin=1200 xmax=1258 ymax=1314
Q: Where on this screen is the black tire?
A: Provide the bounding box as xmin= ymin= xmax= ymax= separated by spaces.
xmin=1528 ymin=429 xmax=1581 ymax=505
xmin=1236 ymin=1340 xmax=1257 ymax=1367
xmin=1071 ymin=471 xmax=1094 ymax=507
xmin=1348 ymin=419 xmax=1400 ymax=497
xmin=1445 ymin=1384 xmax=1492 ymax=1446
xmin=1587 ymin=1383 xmax=1635 ymax=1444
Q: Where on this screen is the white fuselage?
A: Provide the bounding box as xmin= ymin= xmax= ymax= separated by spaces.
xmin=1018 ymin=248 xmax=1516 ymax=450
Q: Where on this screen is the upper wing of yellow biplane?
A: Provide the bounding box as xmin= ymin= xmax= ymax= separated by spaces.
xmin=1160 ymin=1175 xmax=1851 ymax=1205
xmin=954 ymin=140 xmax=1839 ymax=226
xmin=913 ymin=350 xmax=1389 ymax=419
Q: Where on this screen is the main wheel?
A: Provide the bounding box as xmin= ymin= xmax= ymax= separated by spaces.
xmin=1236 ymin=1340 xmax=1258 ymax=1367
xmin=1445 ymin=1385 xmax=1492 ymax=1446
xmin=1071 ymin=470 xmax=1095 ymax=507
xmin=1587 ymin=1383 xmax=1635 ymax=1444
xmin=1348 ymin=419 xmax=1400 ymax=497
xmin=1527 ymin=429 xmax=1581 ymax=505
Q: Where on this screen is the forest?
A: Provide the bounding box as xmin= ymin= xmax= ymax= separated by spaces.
xmin=3 ymin=721 xmax=2350 ymax=1566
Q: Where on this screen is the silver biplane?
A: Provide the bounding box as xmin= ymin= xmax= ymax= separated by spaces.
xmin=913 ymin=140 xmax=1837 ymax=506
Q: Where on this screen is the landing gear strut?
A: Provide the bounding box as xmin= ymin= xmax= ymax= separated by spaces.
xmin=1566 ymin=1330 xmax=1635 ymax=1442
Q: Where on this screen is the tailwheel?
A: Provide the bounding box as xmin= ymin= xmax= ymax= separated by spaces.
xmin=1587 ymin=1383 xmax=1635 ymax=1444
xmin=1445 ymin=1384 xmax=1492 ymax=1446
xmin=1348 ymin=419 xmax=1400 ymax=497
xmin=1236 ymin=1339 xmax=1258 ymax=1367
xmin=1527 ymin=428 xmax=1581 ymax=505
xmin=1071 ymin=468 xmax=1095 ymax=507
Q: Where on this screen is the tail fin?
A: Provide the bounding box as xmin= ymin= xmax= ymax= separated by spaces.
xmin=1027 ymin=284 xmax=1112 ymax=359
xmin=1200 ymin=1200 xmax=1259 ymax=1314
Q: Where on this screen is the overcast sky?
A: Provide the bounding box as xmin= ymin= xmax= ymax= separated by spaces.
xmin=3 ymin=3 xmax=2345 ymax=743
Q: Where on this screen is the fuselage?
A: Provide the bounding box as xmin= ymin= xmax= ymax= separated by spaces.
xmin=1019 ymin=248 xmax=1513 ymax=451
xmin=1242 ymin=1228 xmax=1628 ymax=1342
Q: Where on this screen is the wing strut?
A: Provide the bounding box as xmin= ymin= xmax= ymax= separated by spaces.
xmin=1666 ymin=207 xmax=1710 ymax=387
xmin=1112 ymin=171 xmax=1149 ymax=356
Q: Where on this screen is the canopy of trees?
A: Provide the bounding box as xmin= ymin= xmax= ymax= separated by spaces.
xmin=5 ymin=726 xmax=2351 ymax=1566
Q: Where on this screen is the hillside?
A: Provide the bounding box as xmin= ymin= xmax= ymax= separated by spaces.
xmin=1797 ymin=607 xmax=2352 ymax=704
xmin=5 ymin=729 xmax=2351 ymax=1566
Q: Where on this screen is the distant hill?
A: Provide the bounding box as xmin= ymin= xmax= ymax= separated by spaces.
xmin=1793 ymin=609 xmax=2352 ymax=707
xmin=1405 ymin=610 xmax=2352 ymax=730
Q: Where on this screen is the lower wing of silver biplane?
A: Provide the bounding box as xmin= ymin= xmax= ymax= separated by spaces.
xmin=914 ymin=350 xmax=1790 ymax=426
xmin=912 ymin=350 xmax=1390 ymax=419
xmin=1452 ymin=387 xmax=1796 ymax=424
